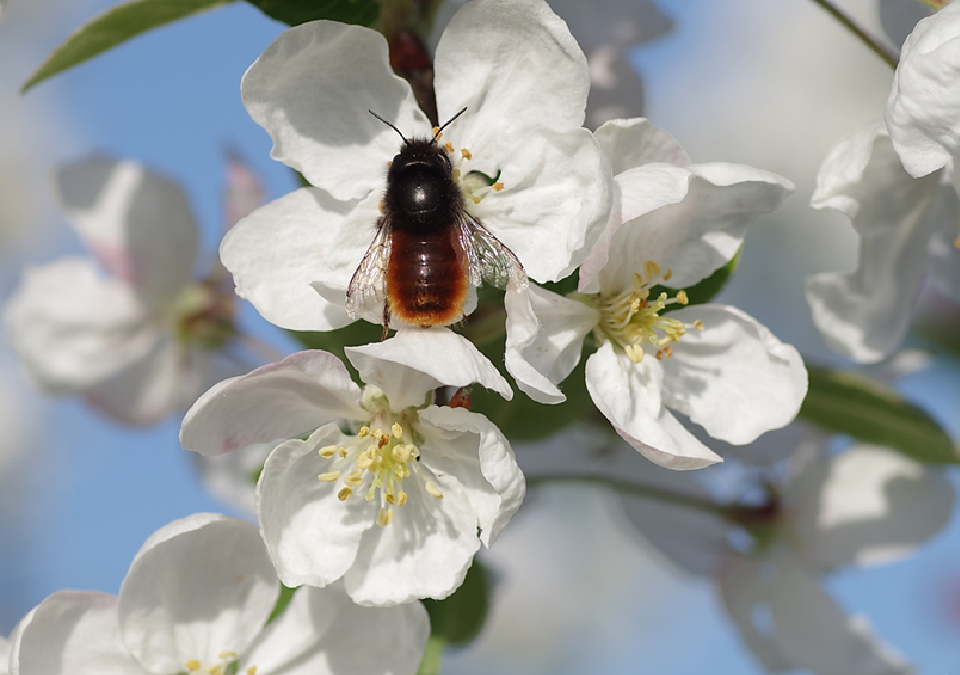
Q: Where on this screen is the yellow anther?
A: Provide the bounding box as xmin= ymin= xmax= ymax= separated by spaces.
xmin=444 ymin=141 xmax=454 ymax=153
xmin=643 ymin=260 xmax=661 ymax=280
xmin=461 ymin=148 xmax=472 ymax=160
xmin=386 ymin=161 xmax=392 ymax=169
xmin=425 ymin=481 xmax=443 ymax=499
xmin=318 ymin=445 xmax=337 ymax=458
xmin=693 ymin=320 xmax=705 ymax=330
xmin=377 ymin=506 xmax=394 ymax=526
xmin=246 ymin=668 xmax=257 ymax=675
xmin=318 ymin=471 xmax=341 ymax=482
xmin=676 ymin=290 xmax=689 ymax=305
xmin=662 ymin=268 xmax=673 ymax=282
xmin=338 ymin=487 xmax=352 ymax=501
xmin=432 ymin=126 xmax=442 ymax=137
xmin=186 ymin=661 xmax=201 ymax=672
xmin=386 ymin=494 xmax=395 ymax=505
xmin=356 ymin=451 xmax=374 ymax=469
xmin=344 ymin=468 xmax=364 ymax=488
xmin=358 ymin=426 xmax=370 ymax=438
xmin=205 ymin=667 xmax=222 ymax=675
xmin=377 ymin=199 xmax=384 ymax=214
xmin=662 ymin=346 xmax=673 ymax=358
xmin=372 ymin=428 xmax=384 ymax=440
xmin=492 ymin=181 xmax=504 ymax=192
xmin=473 ymin=197 xmax=482 ymax=205
xmin=452 ymin=168 xmax=461 ymax=179
xmin=655 ymin=350 xmax=664 ymax=360
xmin=338 ymin=446 xmax=347 ymax=458
xmin=392 ymin=422 xmax=403 ymax=439
xmin=218 ymin=652 xmax=237 ymax=661
xmin=397 ymin=491 xmax=408 ymax=506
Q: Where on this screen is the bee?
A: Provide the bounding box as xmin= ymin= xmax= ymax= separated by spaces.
xmin=346 ymin=107 xmax=528 ymax=339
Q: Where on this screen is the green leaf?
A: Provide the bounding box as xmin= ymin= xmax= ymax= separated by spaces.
xmin=245 ymin=0 xmax=379 ymax=26
xmin=422 ymin=557 xmax=491 ymax=646
xmin=800 ymin=364 xmax=959 ymax=464
xmin=22 ymin=0 xmax=233 ymax=93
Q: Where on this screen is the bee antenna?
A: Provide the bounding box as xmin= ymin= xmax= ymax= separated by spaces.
xmin=433 ymin=107 xmax=468 ymax=141
xmin=368 ymin=110 xmax=409 ymax=144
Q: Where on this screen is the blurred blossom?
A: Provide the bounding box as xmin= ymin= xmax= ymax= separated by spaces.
xmin=222 ymin=148 xmax=265 ymax=231
xmin=195 ymin=441 xmax=273 ymax=517
xmin=9 ymin=514 xmax=429 ymax=675
xmin=505 ymin=118 xmax=805 ymax=470
xmin=519 ymin=430 xmax=953 ymax=675
xmin=3 ymin=156 xmax=256 ymax=425
xmin=807 ymin=122 xmax=960 ymax=362
xmin=181 ymin=332 xmax=522 ymax=606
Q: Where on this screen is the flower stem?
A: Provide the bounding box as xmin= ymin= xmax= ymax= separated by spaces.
xmin=809 ymin=0 xmax=899 ymax=69
xmin=416 ymin=636 xmax=446 ymax=675
xmin=527 ymin=473 xmax=737 ymax=520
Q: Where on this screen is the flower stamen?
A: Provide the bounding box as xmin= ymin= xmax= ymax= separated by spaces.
xmin=589 ymin=261 xmax=701 ymax=364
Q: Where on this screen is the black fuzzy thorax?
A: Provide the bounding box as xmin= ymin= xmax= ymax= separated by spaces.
xmin=383 ymin=139 xmax=462 ymax=234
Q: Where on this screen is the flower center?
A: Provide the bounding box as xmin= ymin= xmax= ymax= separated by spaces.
xmin=317 ymin=408 xmax=442 ymax=527
xmin=182 ymin=650 xmax=256 ymax=675
xmin=588 ymin=261 xmax=703 ymax=362
xmin=173 ymin=278 xmax=237 ymax=350
xmin=437 ymin=134 xmax=504 ymax=206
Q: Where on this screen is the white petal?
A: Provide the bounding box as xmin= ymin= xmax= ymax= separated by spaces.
xmin=886 ymin=0 xmax=960 ymax=177
xmin=82 ymin=338 xmax=195 ymax=426
xmin=245 ymin=583 xmax=429 ymax=675
xmin=790 ymin=444 xmax=955 ymax=569
xmin=594 ymin=117 xmax=691 ymax=173
xmin=472 ymin=126 xmax=613 ymax=282
xmin=197 ymin=441 xmax=274 ymax=517
xmin=343 ymin=464 xmax=481 ymax=605
xmin=12 ymin=591 xmax=143 ymax=675
xmin=718 ymin=549 xmax=914 ymax=675
xmin=220 ymin=188 xmax=359 ymax=331
xmin=180 ymin=350 xmax=365 ymax=457
xmin=807 ymin=124 xmax=940 ymax=362
xmin=580 ymin=163 xmax=689 ymax=293
xmin=434 ymin=0 xmax=589 ymax=145
xmin=56 ymin=155 xmax=197 ymax=307
xmin=117 ymin=514 xmax=279 ymax=673
xmin=600 ymin=163 xmax=793 ymax=292
xmin=345 ymin=328 xmax=512 ymax=409
xmin=584 ymin=343 xmax=721 ymax=469
xmin=241 ymin=21 xmax=429 ymax=200
xmin=257 ymin=427 xmax=374 ymax=589
xmin=419 ymin=406 xmax=525 ymax=547
xmin=3 ymin=258 xmax=157 ymax=392
xmin=661 ymin=304 xmax=807 ymax=445
xmin=504 ymin=285 xmax=597 ymax=404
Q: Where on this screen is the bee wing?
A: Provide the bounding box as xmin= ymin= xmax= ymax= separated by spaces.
xmin=345 ymin=219 xmax=391 ymax=321
xmin=457 ymin=212 xmax=528 ymax=291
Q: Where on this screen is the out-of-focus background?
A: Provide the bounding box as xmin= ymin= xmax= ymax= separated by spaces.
xmin=1 ymin=0 xmax=959 ymax=673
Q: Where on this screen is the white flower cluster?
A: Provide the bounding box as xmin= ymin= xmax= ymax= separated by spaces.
xmin=14 ymin=0 xmax=957 ymax=674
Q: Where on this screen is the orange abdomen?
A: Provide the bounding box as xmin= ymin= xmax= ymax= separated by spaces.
xmin=386 ymin=227 xmax=468 ymax=327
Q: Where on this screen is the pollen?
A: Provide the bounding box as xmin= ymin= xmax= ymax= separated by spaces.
xmin=444 ymin=141 xmax=455 ymax=153
xmin=314 ymin=406 xmax=434 ymax=526
xmin=492 ymin=181 xmax=504 ymax=192
xmin=186 ymin=661 xmax=201 ymax=672
xmin=589 ymin=261 xmax=701 ymax=364
xmin=432 ymin=127 xmax=443 ymax=138
xmin=461 ymin=148 xmax=473 ymax=160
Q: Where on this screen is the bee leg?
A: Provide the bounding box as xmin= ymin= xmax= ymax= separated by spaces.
xmin=381 ymin=302 xmax=390 ymax=341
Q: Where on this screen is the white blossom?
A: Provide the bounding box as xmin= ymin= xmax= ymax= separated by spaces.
xmin=807 ymin=122 xmax=960 ymax=362
xmin=3 ymin=156 xmax=250 ymax=425
xmin=181 ymin=329 xmax=524 ymax=606
xmin=220 ymin=0 xmax=612 ymax=332
xmin=505 ymin=118 xmax=805 ymax=469
xmin=8 ymin=513 xmax=429 ymax=675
